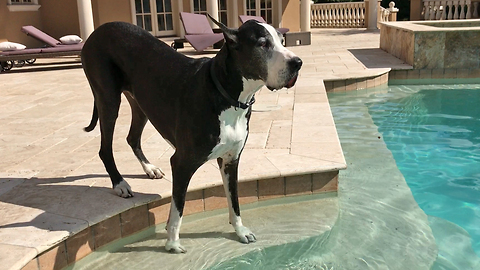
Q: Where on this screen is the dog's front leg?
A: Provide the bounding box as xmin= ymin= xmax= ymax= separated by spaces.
xmin=218 ymin=157 xmax=256 ymax=244
xmin=165 ymin=154 xmax=200 ymax=253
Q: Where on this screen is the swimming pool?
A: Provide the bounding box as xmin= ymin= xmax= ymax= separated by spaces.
xmin=66 ymin=84 xmax=480 ymax=270
xmin=329 ymin=84 xmax=480 ymax=269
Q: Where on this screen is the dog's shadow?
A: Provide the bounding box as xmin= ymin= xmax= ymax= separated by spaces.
xmin=0 ymin=174 xmax=239 ymax=267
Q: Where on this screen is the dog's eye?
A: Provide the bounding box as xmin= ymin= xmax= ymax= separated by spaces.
xmin=258 ymin=38 xmax=267 ymax=48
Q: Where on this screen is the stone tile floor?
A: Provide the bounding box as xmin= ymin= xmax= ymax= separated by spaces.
xmin=0 ymin=28 xmax=411 ymax=270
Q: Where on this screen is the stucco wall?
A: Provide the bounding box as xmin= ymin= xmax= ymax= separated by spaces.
xmin=282 ymin=0 xmax=300 ymax=32
xmin=0 ymin=0 xmax=43 ymax=48
xmin=92 ymin=0 xmax=132 ymax=27
xmin=40 ymin=0 xmax=81 ymax=41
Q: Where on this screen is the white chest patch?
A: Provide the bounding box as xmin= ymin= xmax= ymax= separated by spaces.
xmin=208 ymin=107 xmax=249 ymax=161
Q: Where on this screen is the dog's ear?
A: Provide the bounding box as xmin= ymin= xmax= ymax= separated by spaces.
xmin=207 ymin=14 xmax=238 ymax=49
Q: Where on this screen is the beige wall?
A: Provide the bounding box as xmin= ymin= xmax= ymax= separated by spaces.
xmin=40 ymin=0 xmax=81 ymax=41
xmin=93 ymin=0 xmax=132 ymax=27
xmin=282 ymin=0 xmax=300 ymax=32
xmin=0 ymin=0 xmax=43 ymax=47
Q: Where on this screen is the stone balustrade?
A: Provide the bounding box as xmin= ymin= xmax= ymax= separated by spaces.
xmin=311 ymin=1 xmax=398 ymax=29
xmin=421 ymin=0 xmax=480 ymax=20
xmin=311 ymin=2 xmax=366 ymax=28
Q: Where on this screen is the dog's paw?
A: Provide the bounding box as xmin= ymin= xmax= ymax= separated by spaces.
xmin=142 ymin=163 xmax=165 ymax=179
xmin=165 ymin=240 xmax=187 ymax=253
xmin=235 ymin=226 xmax=256 ymax=244
xmin=113 ymin=180 xmax=133 ymax=198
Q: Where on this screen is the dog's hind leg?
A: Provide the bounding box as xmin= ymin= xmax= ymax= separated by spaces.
xmin=85 ymin=68 xmax=134 ymax=198
xmin=124 ymin=92 xmax=165 ymax=179
xmin=165 ymin=153 xmax=202 ymax=253
xmin=218 ymin=157 xmax=256 ymax=244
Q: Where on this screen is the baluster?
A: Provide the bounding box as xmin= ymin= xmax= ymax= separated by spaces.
xmin=435 ymin=1 xmax=441 ymax=19
xmin=348 ymin=6 xmax=353 ymax=27
xmin=360 ymin=3 xmax=365 ymax=27
xmin=327 ymin=5 xmax=332 ymax=27
xmin=322 ymin=8 xmax=327 ymax=27
xmin=344 ymin=5 xmax=348 ymax=27
xmin=440 ymin=0 xmax=446 ymax=19
xmin=474 ymin=1 xmax=479 ymax=18
xmin=431 ymin=1 xmax=438 ymax=19
xmin=447 ymin=1 xmax=453 ymax=19
xmin=353 ymin=3 xmax=358 ymax=28
xmin=460 ymin=0 xmax=466 ymax=19
xmin=333 ymin=6 xmax=340 ymax=28
xmin=424 ymin=1 xmax=430 ymax=20
xmin=466 ymin=0 xmax=471 ymax=19
xmin=453 ymin=1 xmax=460 ymax=20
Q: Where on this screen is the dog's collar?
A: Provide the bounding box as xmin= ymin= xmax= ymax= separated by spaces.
xmin=210 ymin=59 xmax=255 ymax=110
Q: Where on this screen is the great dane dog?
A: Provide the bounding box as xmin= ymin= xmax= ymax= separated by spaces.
xmin=81 ymin=16 xmax=302 ymax=253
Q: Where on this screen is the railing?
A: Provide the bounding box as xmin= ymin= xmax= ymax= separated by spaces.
xmin=422 ymin=0 xmax=480 ymax=20
xmin=311 ymin=2 xmax=366 ymax=28
xmin=378 ymin=1 xmax=399 ymax=28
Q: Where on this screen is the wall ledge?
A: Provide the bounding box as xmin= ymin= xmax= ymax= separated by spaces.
xmin=7 ymin=4 xmax=41 ymax=12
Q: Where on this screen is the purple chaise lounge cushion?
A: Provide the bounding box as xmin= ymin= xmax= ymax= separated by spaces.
xmin=21 ymin=25 xmax=61 ymax=47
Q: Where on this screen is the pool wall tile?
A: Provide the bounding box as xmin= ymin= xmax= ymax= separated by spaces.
xmin=345 ymin=79 xmax=357 ymax=91
xmin=120 ymin=205 xmax=149 ymax=237
xmin=393 ymin=70 xmax=407 ymax=80
xmin=204 ymin=185 xmax=228 ymax=211
xmin=92 ymin=215 xmax=122 ymax=249
xmin=356 ymin=78 xmax=367 ymax=90
xmin=183 ymin=190 xmax=204 ymax=216
xmin=238 ymin=181 xmax=258 ymax=205
xmin=333 ymin=80 xmax=346 ymax=92
xmin=457 ymin=68 xmax=471 ymax=78
xmin=366 ymin=78 xmax=376 ymax=88
xmin=323 ymin=81 xmax=333 ymax=91
xmin=313 ymin=171 xmax=338 ymax=193
xmin=285 ymin=174 xmax=312 ymax=196
xmin=258 ymin=177 xmax=285 ymax=200
xmin=38 ymin=243 xmax=67 ymax=270
xmin=431 ymin=68 xmax=444 ymax=79
xmin=148 ymin=198 xmax=171 ymax=225
xmin=21 ymin=259 xmax=38 ymax=270
xmin=65 ymin=228 xmax=94 ymax=265
xmin=444 ymin=68 xmax=457 ymax=79
xmin=419 ymin=69 xmax=432 ymax=79
xmin=407 ymin=69 xmax=420 ymax=80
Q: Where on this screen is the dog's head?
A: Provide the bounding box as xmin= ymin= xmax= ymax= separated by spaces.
xmin=209 ymin=15 xmax=302 ymax=90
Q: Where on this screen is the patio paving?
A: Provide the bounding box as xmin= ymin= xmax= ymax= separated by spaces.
xmin=0 ymin=28 xmax=410 ymax=270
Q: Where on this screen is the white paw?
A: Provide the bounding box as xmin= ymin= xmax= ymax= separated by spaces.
xmin=165 ymin=240 xmax=187 ymax=253
xmin=235 ymin=226 xmax=256 ymax=244
xmin=113 ymin=180 xmax=133 ymax=198
xmin=142 ymin=163 xmax=165 ymax=179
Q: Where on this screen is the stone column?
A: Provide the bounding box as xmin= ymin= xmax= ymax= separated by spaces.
xmin=365 ymin=0 xmax=378 ymax=29
xmin=207 ymin=0 xmax=219 ymax=28
xmin=231 ymin=0 xmax=239 ymax=27
xmin=178 ymin=0 xmax=185 ymax=37
xmin=300 ymin=0 xmax=311 ymax=32
xmin=76 ymin=0 xmax=95 ymax=40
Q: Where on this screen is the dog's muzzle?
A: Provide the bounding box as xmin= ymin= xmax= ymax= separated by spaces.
xmin=267 ymin=57 xmax=303 ymax=91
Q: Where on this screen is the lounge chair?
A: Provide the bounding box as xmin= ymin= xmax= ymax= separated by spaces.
xmin=239 ymin=15 xmax=289 ymax=35
xmin=0 ymin=26 xmax=83 ymax=72
xmin=175 ymin=12 xmax=224 ymax=52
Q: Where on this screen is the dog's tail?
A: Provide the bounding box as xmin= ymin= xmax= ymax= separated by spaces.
xmin=84 ymin=104 xmax=98 ymax=132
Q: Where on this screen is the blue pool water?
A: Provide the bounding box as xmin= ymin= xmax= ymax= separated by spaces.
xmin=367 ymin=87 xmax=480 ymax=256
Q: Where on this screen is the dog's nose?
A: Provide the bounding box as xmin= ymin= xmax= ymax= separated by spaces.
xmin=289 ymin=57 xmax=303 ymax=72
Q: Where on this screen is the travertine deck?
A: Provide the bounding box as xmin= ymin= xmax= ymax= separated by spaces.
xmin=0 ymin=28 xmax=411 ymax=270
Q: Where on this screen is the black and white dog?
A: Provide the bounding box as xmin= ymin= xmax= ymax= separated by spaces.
xmin=81 ymin=16 xmax=302 ymax=253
